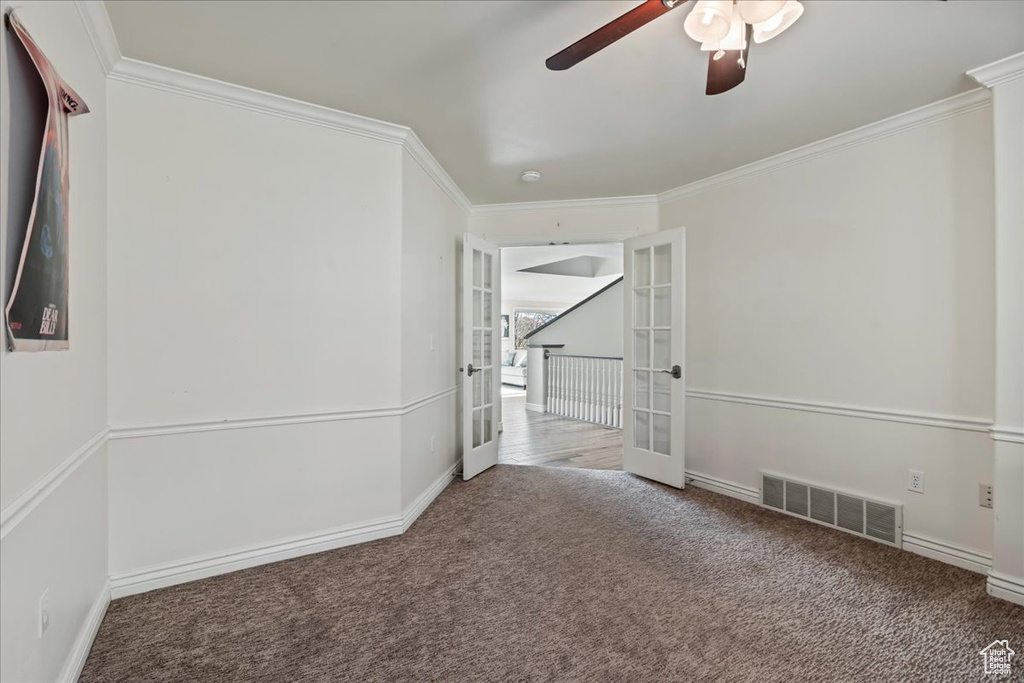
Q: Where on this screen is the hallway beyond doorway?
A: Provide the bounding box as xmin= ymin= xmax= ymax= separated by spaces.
xmin=498 ymin=395 xmax=622 ymax=470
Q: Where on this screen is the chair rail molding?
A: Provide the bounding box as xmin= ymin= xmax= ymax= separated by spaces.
xmin=109 ymin=385 xmax=461 ymax=440
xmin=684 ymin=389 xmax=992 ymax=433
xmin=0 ymin=427 xmax=109 ymax=539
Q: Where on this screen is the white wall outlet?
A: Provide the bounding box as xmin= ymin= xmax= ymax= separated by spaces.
xmin=38 ymin=589 xmax=49 ymax=638
xmin=979 ymin=483 xmax=994 ymax=509
xmin=908 ymin=470 xmax=925 ymax=493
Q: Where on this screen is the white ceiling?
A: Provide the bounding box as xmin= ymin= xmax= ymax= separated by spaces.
xmin=105 ymin=1 xmax=1024 ymax=204
xmin=502 ymin=243 xmax=623 ymax=305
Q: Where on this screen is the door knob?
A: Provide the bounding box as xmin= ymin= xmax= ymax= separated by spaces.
xmin=465 ymin=364 xmax=478 ymax=377
xmin=658 ymin=365 xmax=682 ymax=379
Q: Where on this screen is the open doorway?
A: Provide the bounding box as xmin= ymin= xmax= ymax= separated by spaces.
xmin=497 ymin=243 xmax=625 ymax=470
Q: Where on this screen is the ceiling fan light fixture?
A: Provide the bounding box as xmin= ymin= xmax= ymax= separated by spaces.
xmin=683 ymin=0 xmax=733 ymax=45
xmin=736 ymin=0 xmax=786 ymax=25
xmin=701 ymin=5 xmax=747 ymax=52
xmin=752 ymin=0 xmax=804 ymax=43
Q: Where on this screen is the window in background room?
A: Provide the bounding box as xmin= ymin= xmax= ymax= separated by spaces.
xmin=514 ymin=310 xmax=558 ymax=350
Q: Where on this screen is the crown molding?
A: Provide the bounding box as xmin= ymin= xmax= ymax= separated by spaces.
xmin=402 ymin=130 xmax=472 ymax=212
xmin=73 ymin=0 xmax=121 ymax=76
xmin=657 ymin=87 xmax=992 ymax=204
xmin=109 ymin=58 xmax=411 ymax=144
xmin=968 ymin=52 xmax=1024 ymax=89
xmin=107 ymin=58 xmax=472 ymax=212
xmin=471 ymin=194 xmax=658 ymax=216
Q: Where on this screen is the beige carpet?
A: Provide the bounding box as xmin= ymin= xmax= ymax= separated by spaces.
xmin=82 ymin=466 xmax=1023 ymax=682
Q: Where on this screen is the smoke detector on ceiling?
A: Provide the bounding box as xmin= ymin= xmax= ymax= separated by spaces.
xmin=520 ymin=170 xmax=542 ymax=182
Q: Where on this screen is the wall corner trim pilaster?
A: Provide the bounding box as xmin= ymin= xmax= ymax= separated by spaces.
xmin=0 ymin=427 xmax=109 ymax=539
xmin=73 ymin=0 xmax=122 ymax=75
xmin=968 ymin=52 xmax=1024 ymax=88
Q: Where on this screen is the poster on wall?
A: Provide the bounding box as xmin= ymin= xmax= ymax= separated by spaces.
xmin=4 ymin=10 xmax=89 ymax=351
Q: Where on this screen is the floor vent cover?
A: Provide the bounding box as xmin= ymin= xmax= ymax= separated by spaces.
xmin=761 ymin=473 xmax=902 ymax=548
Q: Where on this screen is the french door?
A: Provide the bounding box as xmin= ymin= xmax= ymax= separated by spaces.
xmin=461 ymin=234 xmax=501 ymax=480
xmin=622 ymin=229 xmax=686 ymax=488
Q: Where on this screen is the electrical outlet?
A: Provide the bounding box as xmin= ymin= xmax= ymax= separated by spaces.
xmin=979 ymin=483 xmax=993 ymax=509
xmin=908 ymin=470 xmax=925 ymax=493
xmin=38 ymin=590 xmax=49 ymax=638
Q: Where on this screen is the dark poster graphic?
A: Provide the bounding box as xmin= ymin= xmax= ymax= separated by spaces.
xmin=4 ymin=10 xmax=89 ymax=351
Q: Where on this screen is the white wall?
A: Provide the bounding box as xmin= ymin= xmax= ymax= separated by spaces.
xmin=399 ymin=149 xmax=465 ymax=510
xmin=106 ymin=78 xmax=408 ymax=588
xmin=661 ymin=105 xmax=996 ymax=558
xmin=528 ymin=280 xmax=623 ymax=358
xmin=0 ymin=1 xmax=109 ymax=680
xmin=470 ymin=199 xmax=657 ymax=246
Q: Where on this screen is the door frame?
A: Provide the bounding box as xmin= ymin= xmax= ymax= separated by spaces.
xmin=479 ymin=230 xmax=656 ymax=458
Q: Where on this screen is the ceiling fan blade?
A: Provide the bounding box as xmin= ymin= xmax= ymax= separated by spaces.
xmin=706 ymin=23 xmax=752 ymax=95
xmin=546 ymin=0 xmax=688 ymax=71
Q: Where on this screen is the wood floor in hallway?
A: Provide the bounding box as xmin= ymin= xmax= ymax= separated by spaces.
xmin=498 ymin=395 xmax=622 ymax=470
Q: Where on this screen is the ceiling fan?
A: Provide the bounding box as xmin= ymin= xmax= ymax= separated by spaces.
xmin=546 ymin=0 xmax=805 ymax=95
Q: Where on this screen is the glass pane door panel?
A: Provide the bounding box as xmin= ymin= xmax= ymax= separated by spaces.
xmin=652 ymin=413 xmax=671 ymax=455
xmin=473 ymin=290 xmax=482 ymax=327
xmin=483 ymin=407 xmax=492 ymax=444
xmin=483 ymin=291 xmax=492 ymax=322
xmin=653 ymin=331 xmax=671 ymax=369
xmin=483 ymin=332 xmax=492 ymax=366
xmin=473 ymin=250 xmax=482 ymax=287
xmin=634 ymin=289 xmax=651 ymax=327
xmin=473 ymin=409 xmax=482 ymax=448
xmin=653 ymin=372 xmax=672 ymax=412
xmin=634 ymin=410 xmax=650 ymax=450
xmin=483 ymin=371 xmax=491 ymax=406
xmin=483 ymin=253 xmax=492 ymax=289
xmin=634 ymin=248 xmax=651 ymax=287
xmin=634 ymin=330 xmax=651 ymax=369
xmin=472 ymin=331 xmax=482 ymax=365
xmin=634 ymin=371 xmax=650 ymax=409
xmin=653 ymin=287 xmax=671 ymax=327
xmin=473 ymin=372 xmax=482 ymax=408
xmin=653 ymin=244 xmax=671 ymax=285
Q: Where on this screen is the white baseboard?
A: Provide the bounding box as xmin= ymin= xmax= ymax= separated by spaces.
xmin=525 ymin=402 xmax=546 ymax=413
xmin=682 ymin=471 xmax=1010 ymax=592
xmin=685 ymin=470 xmax=760 ymax=505
xmin=902 ymin=533 xmax=992 ymax=575
xmin=402 ymin=463 xmax=458 ymax=532
xmin=987 ymin=571 xmax=1024 ymax=607
xmin=110 ymin=464 xmax=458 ymax=599
xmin=110 ymin=516 xmax=403 ymax=598
xmin=58 ymin=581 xmax=110 ymax=683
